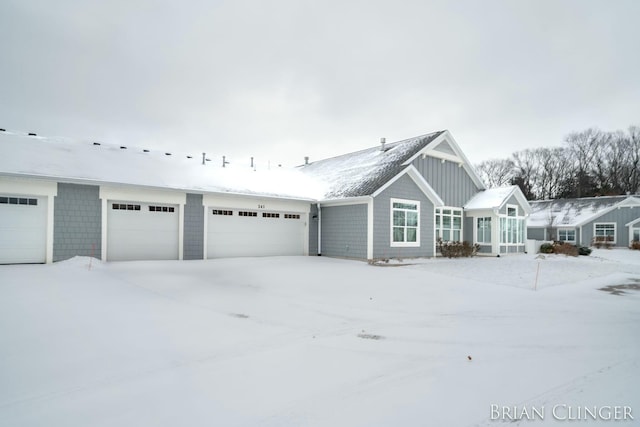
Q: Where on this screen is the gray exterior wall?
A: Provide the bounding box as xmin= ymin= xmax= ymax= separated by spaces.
xmin=499 ymin=194 xmax=525 ymax=215
xmin=320 ymin=204 xmax=368 ymax=259
xmin=501 ymin=245 xmax=525 ymax=254
xmin=308 ymin=204 xmax=319 ymax=256
xmin=183 ymin=193 xmax=204 ymax=260
xmin=581 ymin=206 xmax=640 ymax=247
xmin=53 ymin=183 xmax=102 ymax=262
xmin=527 ymin=228 xmax=546 ymax=240
xmin=463 ymin=216 xmax=473 ymax=242
xmin=373 ymin=174 xmax=435 ymax=259
xmin=412 ymin=155 xmax=481 ymax=207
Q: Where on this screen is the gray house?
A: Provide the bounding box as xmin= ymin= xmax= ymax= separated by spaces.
xmin=0 ymin=128 xmax=530 ymax=264
xmin=528 ymin=196 xmax=640 ymax=247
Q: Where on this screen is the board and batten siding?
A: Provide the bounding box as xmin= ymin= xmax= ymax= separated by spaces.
xmin=581 ymin=206 xmax=640 ymax=246
xmin=183 ymin=193 xmax=204 ymax=260
xmin=53 ymin=183 xmax=102 ymax=262
xmin=373 ymin=174 xmax=435 ymax=259
xmin=412 ymin=155 xmax=481 ymax=207
xmin=320 ymin=204 xmax=368 ymax=259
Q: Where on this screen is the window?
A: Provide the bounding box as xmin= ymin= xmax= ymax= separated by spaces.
xmin=0 ymin=196 xmax=38 ymax=206
xmin=212 ymin=209 xmax=233 ymax=216
xmin=500 ymin=205 xmax=525 ymax=245
xmin=594 ymin=223 xmax=616 ymax=243
xmin=149 ymin=206 xmax=175 ymax=213
xmin=284 ymin=214 xmax=300 ymax=219
xmin=435 ymin=207 xmax=462 ymax=242
xmin=112 ymin=203 xmax=140 ymax=211
xmin=558 ymin=229 xmax=576 ymax=242
xmin=238 ymin=211 xmax=257 ymax=217
xmin=262 ymin=212 xmax=280 ymax=218
xmin=477 ymin=217 xmax=491 ymax=244
xmin=391 ymin=199 xmax=420 ymax=246
xmin=633 ymin=227 xmax=640 ymax=242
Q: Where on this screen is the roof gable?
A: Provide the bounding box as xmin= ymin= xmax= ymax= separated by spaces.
xmin=298 ymin=131 xmax=445 ymax=199
xmin=528 ymin=195 xmax=638 ymax=228
xmin=464 ymin=185 xmax=531 ymax=214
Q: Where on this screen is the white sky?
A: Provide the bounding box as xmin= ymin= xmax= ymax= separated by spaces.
xmin=1 ymin=0 xmax=639 ymax=169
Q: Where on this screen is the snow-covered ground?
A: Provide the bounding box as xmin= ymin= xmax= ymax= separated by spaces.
xmin=1 ymin=250 xmax=638 ymax=426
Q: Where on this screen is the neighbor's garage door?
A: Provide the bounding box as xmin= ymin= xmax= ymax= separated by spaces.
xmin=107 ymin=201 xmax=179 ymax=261
xmin=207 ymin=208 xmax=305 ymax=258
xmin=0 ymin=195 xmax=47 ymax=264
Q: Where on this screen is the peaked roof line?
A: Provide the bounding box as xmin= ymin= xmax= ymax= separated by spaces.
xmin=528 ymin=195 xmax=640 ymax=228
xmin=301 ymin=130 xmax=445 ymax=167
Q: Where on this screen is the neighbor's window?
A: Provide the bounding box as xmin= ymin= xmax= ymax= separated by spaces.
xmin=633 ymin=227 xmax=640 ymax=242
xmin=391 ymin=199 xmax=420 ymax=246
xmin=594 ymin=223 xmax=616 ymax=243
xmin=435 ymin=207 xmax=462 ymax=242
xmin=477 ymin=217 xmax=491 ymax=244
xmin=558 ymin=229 xmax=576 ymax=242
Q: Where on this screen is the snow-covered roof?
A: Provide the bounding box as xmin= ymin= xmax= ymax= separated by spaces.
xmin=0 ymin=130 xmax=325 ymax=200
xmin=298 ymin=131 xmax=445 ymax=199
xmin=463 ymin=185 xmax=520 ymax=211
xmin=528 ymin=196 xmax=638 ymax=228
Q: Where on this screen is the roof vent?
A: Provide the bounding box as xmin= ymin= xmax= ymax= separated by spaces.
xmin=222 ymin=156 xmax=229 ymax=168
xmin=143 ymin=149 xmax=149 ymax=153
xmin=380 ymin=137 xmax=386 ymax=151
xmin=165 ymin=152 xmax=171 ymax=156
xmin=186 ymin=155 xmax=192 ymax=159
xmin=28 ymin=132 xmax=37 ymax=136
xmin=304 ymin=156 xmax=309 ymax=165
xmin=251 ymin=157 xmax=254 ymax=168
xmin=93 ymin=142 xmax=101 ymax=146
xmin=120 ymin=146 xmax=127 ymax=149
xmin=0 ymin=128 xmax=5 ymax=132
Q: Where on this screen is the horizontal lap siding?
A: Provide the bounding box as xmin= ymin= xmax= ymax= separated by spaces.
xmin=413 ymin=156 xmax=481 ymax=206
xmin=183 ymin=193 xmax=204 ymax=260
xmin=320 ymin=204 xmax=367 ymax=259
xmin=308 ymin=204 xmax=319 ymax=256
xmin=53 ymin=183 xmax=102 ymax=261
xmin=582 ymin=206 xmax=640 ymax=246
xmin=373 ymin=174 xmax=435 ymax=258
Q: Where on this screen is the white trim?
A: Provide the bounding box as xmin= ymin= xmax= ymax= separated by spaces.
xmin=178 ymin=204 xmax=184 ymax=260
xmin=390 ymin=198 xmax=420 ymax=248
xmin=101 ymin=198 xmax=108 ymax=261
xmin=202 ymin=205 xmax=208 ymax=259
xmin=435 ymin=206 xmax=463 ymax=243
xmin=625 ymin=216 xmax=640 ymax=227
xmin=421 ymin=149 xmax=462 ymax=163
xmin=557 ymin=228 xmax=576 ymax=243
xmin=476 ymin=216 xmax=492 ymax=244
xmin=401 ymin=131 xmax=486 ymax=190
xmin=317 ymin=203 xmax=322 ymax=255
xmin=371 ymin=165 xmax=444 ymax=206
xmin=318 ymin=197 xmax=370 ymax=207
xmin=203 ymin=193 xmax=310 ymax=213
xmin=367 ymin=197 xmax=374 ymax=259
xmin=630 ymin=225 xmax=640 ymax=246
xmin=593 ymin=222 xmax=617 ymax=244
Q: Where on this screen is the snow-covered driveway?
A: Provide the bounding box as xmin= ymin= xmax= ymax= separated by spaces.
xmin=1 ymin=250 xmax=638 ymax=426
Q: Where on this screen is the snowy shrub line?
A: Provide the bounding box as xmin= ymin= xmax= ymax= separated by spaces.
xmin=630 ymin=240 xmax=640 ymax=250
xmin=592 ymin=236 xmax=614 ymax=249
xmin=437 ymin=239 xmax=480 ymax=258
xmin=539 ymin=242 xmax=591 ymax=257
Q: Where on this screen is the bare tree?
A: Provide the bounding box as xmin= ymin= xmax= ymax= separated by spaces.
xmin=475 ymin=158 xmax=515 ymax=188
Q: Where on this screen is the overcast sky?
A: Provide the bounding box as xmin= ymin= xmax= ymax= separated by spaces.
xmin=1 ymin=0 xmax=639 ymax=169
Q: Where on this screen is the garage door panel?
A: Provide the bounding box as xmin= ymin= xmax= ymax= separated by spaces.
xmin=207 ymin=209 xmax=305 ymax=258
xmin=0 ymin=196 xmax=47 ymax=264
xmin=107 ymin=202 xmax=178 ymax=261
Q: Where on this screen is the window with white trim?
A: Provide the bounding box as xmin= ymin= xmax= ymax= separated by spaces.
xmin=594 ymin=223 xmax=616 ymax=243
xmin=391 ymin=199 xmax=420 ymax=247
xmin=500 ymin=205 xmax=525 ymax=244
xmin=632 ymin=227 xmax=640 ymax=242
xmin=477 ymin=217 xmax=491 ymax=244
xmin=435 ymin=207 xmax=462 ymax=242
xmin=557 ymin=229 xmax=576 ymax=242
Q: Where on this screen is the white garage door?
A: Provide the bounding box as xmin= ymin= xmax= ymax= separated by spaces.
xmin=107 ymin=201 xmax=179 ymax=261
xmin=0 ymin=195 xmax=47 ymax=264
xmin=207 ymin=208 xmax=305 ymax=258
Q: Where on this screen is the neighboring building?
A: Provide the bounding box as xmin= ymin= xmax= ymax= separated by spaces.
xmin=528 ymin=196 xmax=640 ymax=247
xmin=0 ymin=129 xmax=531 ymax=264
